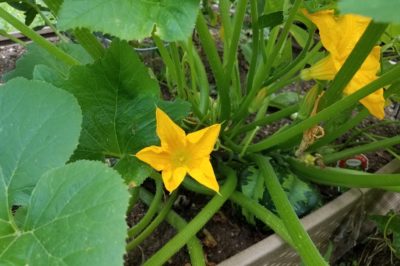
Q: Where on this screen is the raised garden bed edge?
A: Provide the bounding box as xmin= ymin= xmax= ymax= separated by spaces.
xmin=219 ymin=159 xmax=400 ymax=266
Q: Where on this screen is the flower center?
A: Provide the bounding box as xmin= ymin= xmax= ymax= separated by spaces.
xmin=172 ymin=150 xmax=188 ymax=167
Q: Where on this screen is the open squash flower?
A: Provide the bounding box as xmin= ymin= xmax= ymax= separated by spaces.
xmin=301 ymin=9 xmax=385 ymax=119
xmin=136 ymin=108 xmax=221 ymax=193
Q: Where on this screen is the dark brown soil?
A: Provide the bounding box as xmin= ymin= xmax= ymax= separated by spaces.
xmin=125 ymin=192 xmax=266 ymax=266
xmin=0 ymin=44 xmax=25 ymax=82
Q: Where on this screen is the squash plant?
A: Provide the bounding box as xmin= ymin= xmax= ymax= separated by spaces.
xmin=1 ymin=0 xmax=400 ymax=265
xmin=0 ymin=78 xmax=129 ymax=265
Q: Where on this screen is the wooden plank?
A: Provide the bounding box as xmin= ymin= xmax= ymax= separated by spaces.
xmin=0 ymin=27 xmax=54 ymax=45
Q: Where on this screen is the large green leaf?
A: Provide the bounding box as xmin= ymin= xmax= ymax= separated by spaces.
xmin=4 ymin=42 xmax=92 ymax=82
xmin=0 ymin=78 xmax=82 ymax=205
xmin=0 ymin=161 xmax=129 ymax=266
xmin=0 ymin=166 xmax=14 ymax=238
xmin=0 ymin=81 xmax=129 ymax=265
xmin=62 ymin=40 xmax=190 ymax=183
xmin=114 ymin=156 xmax=152 ymax=187
xmin=43 ymin=0 xmax=63 ymax=14
xmin=57 ymin=0 xmax=201 ymax=41
xmin=33 ymin=64 xmax=66 ymax=88
xmin=339 ymin=0 xmax=400 ymax=24
xmin=62 ymin=40 xmax=159 ymax=159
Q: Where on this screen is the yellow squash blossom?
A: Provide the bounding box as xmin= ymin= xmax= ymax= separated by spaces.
xmin=136 ymin=108 xmax=221 ymax=193
xmin=301 ymin=9 xmax=385 ymax=119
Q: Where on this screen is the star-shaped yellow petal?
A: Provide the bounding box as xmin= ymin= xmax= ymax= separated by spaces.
xmin=136 ymin=107 xmax=221 ymax=193
xmin=301 ymin=9 xmax=385 ymax=119
xmin=303 ymin=9 xmax=371 ymax=58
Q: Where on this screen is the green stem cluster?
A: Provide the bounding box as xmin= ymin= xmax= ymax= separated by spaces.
xmin=246 ymin=62 xmax=400 ymax=153
xmin=182 ymin=178 xmax=294 ymax=248
xmin=290 ymin=158 xmax=400 ymax=188
xmin=138 ymin=188 xmax=205 ymax=266
xmin=126 ymin=191 xmax=177 ymax=251
xmin=143 ymin=167 xmax=237 ymax=266
xmin=233 ymin=0 xmax=303 ymax=122
xmin=323 ymin=135 xmax=400 ymax=164
xmin=253 ymin=155 xmax=328 ymax=265
xmin=128 ymin=178 xmax=163 ymax=238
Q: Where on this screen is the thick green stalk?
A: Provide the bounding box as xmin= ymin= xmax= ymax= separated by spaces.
xmin=180 ymin=38 xmax=210 ymax=115
xmin=239 ymin=126 xmax=260 ymax=157
xmin=362 ymin=132 xmax=400 ymax=161
xmin=227 ymin=73 xmax=297 ymax=137
xmin=311 ymin=108 xmax=369 ymax=150
xmin=231 ymin=63 xmax=243 ymax=109
xmin=265 ymin=26 xmax=316 ymax=86
xmin=313 ymin=81 xmax=400 ymax=150
xmin=323 ymin=135 xmax=400 ymax=164
xmin=263 ymin=26 xmax=279 ymax=63
xmin=340 ymin=122 xmax=400 ymax=150
xmin=139 ymin=188 xmax=205 ymax=266
xmin=144 ymin=168 xmax=237 ymax=266
xmin=233 ymin=0 xmax=302 ymax=122
xmin=73 ymin=28 xmax=105 ymax=60
xmin=321 ymin=22 xmax=388 ymax=107
xmin=183 ymin=39 xmax=210 ymax=116
xmin=128 ymin=178 xmax=163 ymax=237
xmin=253 ymin=155 xmax=328 ymax=265
xmin=264 ymin=76 xmax=299 ymax=97
xmin=196 ymin=13 xmax=230 ymax=120
xmin=245 ymin=0 xmax=260 ymax=93
xmin=0 ymin=29 xmax=26 ymax=46
xmin=182 ymin=179 xmax=294 ymax=247
xmin=170 ymin=42 xmax=187 ymax=98
xmin=25 ymin=1 xmax=67 ymax=42
xmin=229 ymin=104 xmax=298 ymax=138
xmin=196 ymin=13 xmax=224 ymax=80
xmin=289 ymin=158 xmax=400 ymax=188
xmin=223 ymin=0 xmax=248 ymax=79
xmin=0 ymin=7 xmax=79 ymax=65
xmin=385 ymin=81 xmax=400 ymax=96
xmin=220 ymin=0 xmax=233 ymax=51
xmin=127 ymin=187 xmax=140 ymax=214
xmin=153 ymin=34 xmax=179 ymax=91
xmin=126 ymin=191 xmax=177 ymax=251
xmin=229 ymin=191 xmax=294 ymax=246
xmin=246 ymin=63 xmax=400 ymax=152
xmin=264 ymin=43 xmax=322 ymax=93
